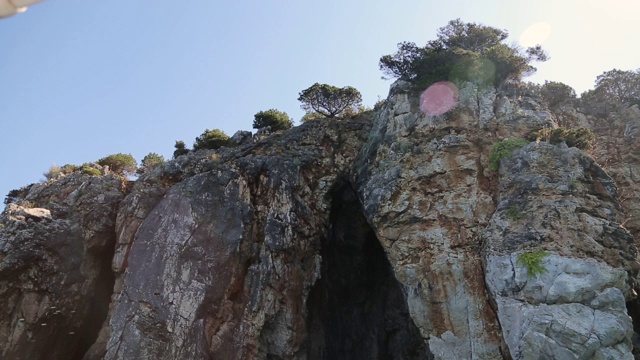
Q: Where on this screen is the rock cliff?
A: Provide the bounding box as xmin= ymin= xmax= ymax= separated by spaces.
xmin=1 ymin=80 xmax=639 ymax=359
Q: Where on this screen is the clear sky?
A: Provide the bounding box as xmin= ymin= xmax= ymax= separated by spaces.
xmin=1 ymin=0 xmax=639 ymax=198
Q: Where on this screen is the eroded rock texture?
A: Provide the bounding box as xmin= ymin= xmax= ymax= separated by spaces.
xmin=354 ymin=81 xmax=506 ymax=359
xmin=484 ymin=143 xmax=637 ymax=359
xmin=0 ymin=175 xmax=126 ymax=360
xmin=1 ymin=80 xmax=639 ymax=360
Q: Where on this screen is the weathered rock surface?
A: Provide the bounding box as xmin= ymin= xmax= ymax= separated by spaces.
xmin=1 ymin=80 xmax=639 ymax=360
xmin=0 ymin=174 xmax=126 ymax=360
xmin=587 ymin=105 xmax=640 ymax=242
xmin=354 ymin=81 xmax=505 ymax=359
xmin=484 ymin=142 xmax=637 ymax=359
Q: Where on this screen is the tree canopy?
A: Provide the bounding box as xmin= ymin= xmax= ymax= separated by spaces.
xmin=580 ymin=68 xmax=640 ymax=115
xmin=137 ymin=153 xmax=165 ymax=174
xmin=173 ymin=140 xmax=190 ymax=159
xmin=97 ymin=153 xmax=137 ymax=176
xmin=379 ymin=19 xmax=548 ymax=89
xmin=253 ymin=109 xmax=293 ymax=131
xmin=298 ymin=83 xmax=363 ymax=118
xmin=540 ymin=81 xmax=576 ymax=107
xmin=193 ymin=129 xmax=231 ymax=150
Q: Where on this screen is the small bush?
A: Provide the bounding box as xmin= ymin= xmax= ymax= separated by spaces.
xmin=300 ymin=112 xmax=325 ymax=123
xmin=518 ymin=251 xmax=548 ymax=277
xmin=4 ymin=185 xmax=32 ymax=205
xmin=373 ymin=98 xmax=387 ymax=111
xmin=488 ymin=138 xmax=529 ymax=171
xmin=82 ymin=167 xmax=102 ymax=176
xmin=253 ymin=109 xmax=293 ymax=131
xmin=97 ymin=153 xmax=137 ymax=176
xmin=173 ymin=140 xmax=190 ymax=159
xmin=193 ymin=129 xmax=231 ymax=151
xmin=527 ymin=128 xmax=595 ymax=150
xmin=540 ymin=81 xmax=576 ymax=107
xmin=505 ymin=206 xmax=522 ymax=220
xmin=61 ymin=164 xmax=79 ymax=174
xmin=137 ymin=152 xmax=165 ymax=174
xmin=44 ymin=165 xmax=62 ymax=180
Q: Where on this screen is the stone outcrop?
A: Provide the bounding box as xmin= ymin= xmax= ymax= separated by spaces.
xmin=354 ymin=81 xmax=505 ymax=358
xmin=1 ymin=80 xmax=639 ymax=359
xmin=0 ymin=174 xmax=126 ymax=360
xmin=484 ymin=142 xmax=636 ymax=359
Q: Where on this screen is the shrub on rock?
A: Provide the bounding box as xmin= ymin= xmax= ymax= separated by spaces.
xmin=97 ymin=153 xmax=137 ymax=176
xmin=253 ymin=109 xmax=293 ymax=131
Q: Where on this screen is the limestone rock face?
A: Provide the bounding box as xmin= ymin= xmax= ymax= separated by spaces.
xmin=99 ymin=119 xmax=427 ymax=360
xmin=0 ymin=174 xmax=126 ymax=360
xmin=354 ymin=81 xmax=505 ymax=359
xmin=1 ymin=81 xmax=639 ymax=360
xmin=484 ymin=142 xmax=637 ymax=359
xmin=587 ymin=105 xmax=640 ymax=241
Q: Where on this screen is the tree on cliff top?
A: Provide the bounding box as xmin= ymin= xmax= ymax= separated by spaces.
xmin=97 ymin=153 xmax=137 ymax=176
xmin=193 ymin=129 xmax=231 ymax=150
xmin=173 ymin=140 xmax=190 ymax=159
xmin=580 ymin=68 xmax=640 ymax=115
xmin=253 ymin=109 xmax=293 ymax=131
xmin=137 ymin=153 xmax=165 ymax=175
xmin=298 ymin=83 xmax=363 ymax=118
xmin=379 ymin=18 xmax=548 ymax=89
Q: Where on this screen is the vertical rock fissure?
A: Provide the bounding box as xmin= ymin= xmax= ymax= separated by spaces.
xmin=306 ymin=181 xmax=433 ymax=360
xmin=625 ymin=299 xmax=640 ymax=358
xmin=72 ymin=232 xmax=117 ymax=360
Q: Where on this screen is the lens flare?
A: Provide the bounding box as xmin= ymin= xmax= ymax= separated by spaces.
xmin=519 ymin=22 xmax=552 ymax=47
xmin=420 ymin=82 xmax=459 ymax=116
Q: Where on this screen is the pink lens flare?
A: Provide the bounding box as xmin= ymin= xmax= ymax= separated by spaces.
xmin=420 ymin=82 xmax=459 ymax=116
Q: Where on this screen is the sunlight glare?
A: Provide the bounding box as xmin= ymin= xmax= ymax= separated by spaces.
xmin=588 ymin=0 xmax=640 ymax=20
xmin=420 ymin=82 xmax=459 ymax=116
xmin=519 ymin=22 xmax=552 ymax=48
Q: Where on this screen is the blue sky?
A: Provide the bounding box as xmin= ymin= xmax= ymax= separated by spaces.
xmin=1 ymin=0 xmax=639 ymax=198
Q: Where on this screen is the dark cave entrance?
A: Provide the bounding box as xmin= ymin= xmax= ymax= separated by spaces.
xmin=306 ymin=181 xmax=433 ymax=360
xmin=626 ymin=298 xmax=640 ymax=357
xmin=71 ymin=232 xmax=117 ymax=360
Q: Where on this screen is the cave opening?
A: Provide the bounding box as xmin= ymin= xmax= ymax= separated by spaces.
xmin=71 ymin=233 xmax=117 ymax=360
xmin=626 ymin=298 xmax=640 ymax=357
xmin=306 ymin=181 xmax=433 ymax=360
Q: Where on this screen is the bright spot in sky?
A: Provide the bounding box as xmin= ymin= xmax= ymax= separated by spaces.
xmin=519 ymin=22 xmax=552 ymax=47
xmin=420 ymin=82 xmax=459 ymax=116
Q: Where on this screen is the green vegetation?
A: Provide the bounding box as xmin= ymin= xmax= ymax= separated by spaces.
xmin=298 ymin=83 xmax=363 ymax=118
xmin=300 ymin=111 xmax=325 ymax=123
xmin=173 ymin=140 xmax=190 ymax=159
xmin=193 ymin=129 xmax=231 ymax=151
xmin=527 ymin=127 xmax=595 ymax=150
xmin=373 ymin=98 xmax=387 ymax=111
xmin=253 ymin=109 xmax=293 ymax=131
xmin=580 ymin=69 xmax=640 ymax=115
xmin=97 ymin=153 xmax=137 ymax=176
xmin=82 ymin=167 xmax=102 ymax=176
xmin=540 ymin=81 xmax=576 ymax=107
xmin=137 ymin=152 xmax=165 ymax=174
xmin=43 ymin=165 xmax=63 ymax=180
xmin=518 ymin=251 xmax=549 ymax=277
xmin=488 ymin=138 xmax=529 ymax=171
xmin=44 ymin=162 xmax=103 ymax=180
xmin=379 ymin=19 xmax=548 ymax=90
xmin=505 ymin=206 xmax=522 ymax=221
